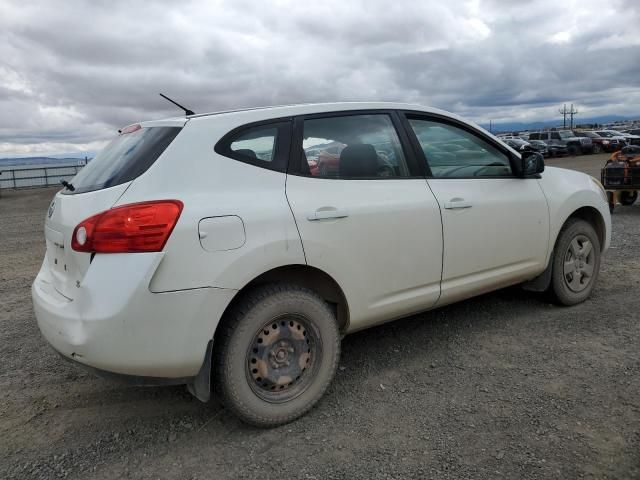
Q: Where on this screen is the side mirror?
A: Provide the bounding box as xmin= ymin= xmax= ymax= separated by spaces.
xmin=519 ymin=151 xmax=545 ymax=177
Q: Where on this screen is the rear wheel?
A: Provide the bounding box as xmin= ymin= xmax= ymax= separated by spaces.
xmin=549 ymin=219 xmax=601 ymax=305
xmin=592 ymin=144 xmax=602 ymax=154
xmin=620 ymin=191 xmax=638 ymax=205
xmin=214 ymin=284 xmax=340 ymax=427
xmin=567 ymin=144 xmax=579 ymax=156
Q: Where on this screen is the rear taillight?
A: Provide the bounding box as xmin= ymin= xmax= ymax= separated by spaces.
xmin=71 ymin=200 xmax=183 ymax=253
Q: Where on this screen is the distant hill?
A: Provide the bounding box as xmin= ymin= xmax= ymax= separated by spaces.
xmin=482 ymin=114 xmax=640 ymax=134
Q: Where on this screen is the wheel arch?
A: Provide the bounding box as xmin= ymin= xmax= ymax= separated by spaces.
xmin=217 ymin=265 xmax=350 ymax=335
xmin=563 ymin=206 xmax=606 ymax=252
xmin=524 ymin=205 xmax=606 ymax=293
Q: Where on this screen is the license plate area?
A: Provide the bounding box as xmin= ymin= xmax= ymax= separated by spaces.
xmin=45 ymin=226 xmax=73 ymax=290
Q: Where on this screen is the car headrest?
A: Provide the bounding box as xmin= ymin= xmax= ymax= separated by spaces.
xmin=339 ymin=144 xmax=378 ymax=178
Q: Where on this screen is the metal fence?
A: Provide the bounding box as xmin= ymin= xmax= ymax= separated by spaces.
xmin=0 ymin=165 xmax=83 ymax=190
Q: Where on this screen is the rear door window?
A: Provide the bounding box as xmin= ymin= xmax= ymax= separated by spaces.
xmin=63 ymin=126 xmax=181 ymax=194
xmin=299 ymin=114 xmax=410 ymax=179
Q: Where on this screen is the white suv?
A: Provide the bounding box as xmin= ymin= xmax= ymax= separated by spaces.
xmin=32 ymin=103 xmax=611 ymax=426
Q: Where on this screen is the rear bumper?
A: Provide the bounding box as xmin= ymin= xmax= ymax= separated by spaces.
xmin=32 ymin=252 xmax=236 ymax=379
xmin=56 ymin=350 xmax=193 ymax=386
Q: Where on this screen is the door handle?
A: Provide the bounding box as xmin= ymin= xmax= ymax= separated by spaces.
xmin=443 ymin=198 xmax=473 ymax=210
xmin=307 ymin=208 xmax=350 ymax=221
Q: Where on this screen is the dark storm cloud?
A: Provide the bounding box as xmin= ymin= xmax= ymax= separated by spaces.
xmin=0 ymin=0 xmax=639 ymax=155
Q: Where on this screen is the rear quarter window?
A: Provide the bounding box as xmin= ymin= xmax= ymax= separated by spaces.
xmin=215 ymin=121 xmax=292 ymax=172
xmin=63 ymin=126 xmax=181 ymax=194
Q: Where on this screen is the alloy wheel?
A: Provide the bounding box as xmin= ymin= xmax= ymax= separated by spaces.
xmin=562 ymin=234 xmax=595 ymax=292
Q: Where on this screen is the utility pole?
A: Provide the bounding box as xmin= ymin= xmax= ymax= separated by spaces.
xmin=569 ymin=103 xmax=578 ymax=129
xmin=489 ymin=119 xmax=492 ymax=133
xmin=559 ymin=103 xmax=578 ymax=129
xmin=559 ymin=104 xmax=568 ymax=129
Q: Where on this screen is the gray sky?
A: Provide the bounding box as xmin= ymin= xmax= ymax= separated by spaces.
xmin=1 ymin=0 xmax=640 ymax=157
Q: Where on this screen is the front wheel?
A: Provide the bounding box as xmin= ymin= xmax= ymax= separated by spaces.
xmin=620 ymin=191 xmax=638 ymax=206
xmin=214 ymin=284 xmax=341 ymax=427
xmin=549 ymin=219 xmax=601 ymax=305
xmin=592 ymin=144 xmax=602 ymax=154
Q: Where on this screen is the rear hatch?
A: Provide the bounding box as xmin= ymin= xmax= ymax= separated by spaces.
xmin=43 ymin=121 xmax=184 ymax=299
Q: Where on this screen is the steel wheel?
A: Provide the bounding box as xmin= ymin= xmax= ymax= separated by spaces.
xmin=214 ymin=284 xmax=340 ymax=427
xmin=562 ymin=235 xmax=595 ymax=292
xmin=246 ymin=315 xmax=320 ymax=403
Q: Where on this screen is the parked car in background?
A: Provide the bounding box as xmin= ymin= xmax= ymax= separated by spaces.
xmin=598 ymin=130 xmax=640 ymax=146
xmin=503 ymin=138 xmax=531 ymax=151
xmin=498 ymin=135 xmax=524 ymax=141
xmin=595 ymin=130 xmax=629 ymax=149
xmin=32 ymin=102 xmax=611 ymax=427
xmin=528 ymin=139 xmax=550 ymax=157
xmin=575 ymin=131 xmax=618 ymax=154
xmin=622 ymin=128 xmax=640 ymax=136
xmin=528 ymin=130 xmax=590 ymax=155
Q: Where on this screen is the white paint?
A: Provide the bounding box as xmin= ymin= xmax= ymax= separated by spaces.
xmin=32 ymin=102 xmax=611 ymax=379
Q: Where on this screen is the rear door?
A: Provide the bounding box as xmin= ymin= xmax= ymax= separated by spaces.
xmin=285 ymin=111 xmax=443 ymax=331
xmin=402 ymin=113 xmax=549 ymax=305
xmin=44 ymin=122 xmax=184 ymax=299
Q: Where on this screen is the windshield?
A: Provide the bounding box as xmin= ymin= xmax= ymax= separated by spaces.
xmin=558 ymin=131 xmax=574 ymax=139
xmin=596 ymin=131 xmax=613 ymax=137
xmin=63 ymin=126 xmax=182 ymax=194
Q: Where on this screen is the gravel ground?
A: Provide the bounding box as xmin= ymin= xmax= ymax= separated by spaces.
xmin=1 ymin=153 xmax=639 ymax=479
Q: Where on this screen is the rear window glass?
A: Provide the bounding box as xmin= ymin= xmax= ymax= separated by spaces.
xmin=62 ymin=126 xmax=181 ymax=194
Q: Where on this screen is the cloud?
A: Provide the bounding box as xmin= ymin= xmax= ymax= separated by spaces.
xmin=0 ymin=0 xmax=639 ymax=156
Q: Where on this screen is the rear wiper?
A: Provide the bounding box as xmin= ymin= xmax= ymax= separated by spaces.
xmin=60 ymin=179 xmax=75 ymax=191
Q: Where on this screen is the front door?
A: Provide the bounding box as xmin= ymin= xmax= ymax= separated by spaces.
xmin=403 ymin=114 xmax=550 ymax=305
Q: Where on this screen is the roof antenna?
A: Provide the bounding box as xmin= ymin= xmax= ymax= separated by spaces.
xmin=159 ymin=93 xmax=195 ymax=116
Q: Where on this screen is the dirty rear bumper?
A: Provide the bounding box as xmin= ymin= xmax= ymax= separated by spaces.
xmin=56 ymin=350 xmax=193 ymax=386
xmin=32 ymin=252 xmax=236 ymax=379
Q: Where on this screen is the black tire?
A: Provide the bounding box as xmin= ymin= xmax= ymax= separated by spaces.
xmin=620 ymin=191 xmax=638 ymax=206
xmin=214 ymin=284 xmax=340 ymax=427
xmin=549 ymin=218 xmax=601 ymax=306
xmin=567 ymin=144 xmax=579 ymax=156
xmin=592 ymin=144 xmax=602 ymax=154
